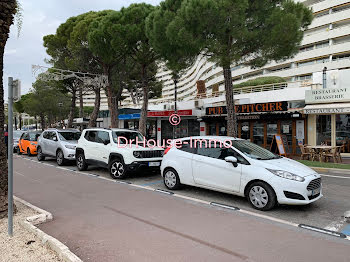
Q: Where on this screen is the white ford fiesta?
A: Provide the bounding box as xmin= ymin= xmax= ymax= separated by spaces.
xmin=160 ymin=136 xmax=322 ymax=211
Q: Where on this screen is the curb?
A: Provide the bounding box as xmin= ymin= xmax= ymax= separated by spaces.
xmin=311 ymin=167 xmax=350 ymax=174
xmin=14 ymin=196 xmax=82 ymax=262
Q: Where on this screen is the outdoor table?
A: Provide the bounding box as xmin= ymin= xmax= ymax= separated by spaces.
xmin=305 ymin=145 xmax=336 ymax=162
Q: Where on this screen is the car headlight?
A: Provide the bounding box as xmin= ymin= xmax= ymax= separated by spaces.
xmin=266 ymin=169 xmax=305 ymax=182
xmin=65 ymin=145 xmax=76 ymax=150
xmin=30 ymin=142 xmax=36 ymax=146
xmin=133 ymin=151 xmax=142 ymax=158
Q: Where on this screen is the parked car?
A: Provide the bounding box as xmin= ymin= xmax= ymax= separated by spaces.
xmin=17 ymin=131 xmax=42 ymax=156
xmin=37 ymin=129 xmax=81 ymax=165
xmin=161 ymin=136 xmax=322 ymax=211
xmin=13 ymin=130 xmax=25 ymax=153
xmin=76 ymin=128 xmax=164 ymax=179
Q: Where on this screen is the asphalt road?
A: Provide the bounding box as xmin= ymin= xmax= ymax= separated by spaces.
xmin=13 ymin=155 xmax=350 ymax=262
xmin=17 ymin=154 xmax=350 ymax=230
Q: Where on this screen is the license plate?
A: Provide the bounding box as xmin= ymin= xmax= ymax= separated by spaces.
xmin=148 ymin=162 xmax=160 ymax=167
xmin=312 ymin=187 xmax=321 ymax=196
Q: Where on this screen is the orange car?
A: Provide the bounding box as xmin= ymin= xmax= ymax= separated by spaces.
xmin=17 ymin=131 xmax=42 ymax=156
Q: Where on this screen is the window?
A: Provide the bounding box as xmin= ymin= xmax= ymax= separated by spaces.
xmin=22 ymin=133 xmax=29 ymax=140
xmin=96 ymin=131 xmax=110 ymax=144
xmin=178 ymin=140 xmax=196 ymax=154
xmin=58 ymin=132 xmax=81 ymax=141
xmin=29 ymin=132 xmax=41 ymax=141
xmin=231 ymin=140 xmax=280 ymax=160
xmin=196 ymin=141 xmax=248 ymax=164
xmin=43 ymin=132 xmax=49 ymax=139
xmin=85 ymin=131 xmax=97 ymax=142
xmin=112 ymin=131 xmax=143 ymax=144
xmin=316 ymin=115 xmax=331 ymax=145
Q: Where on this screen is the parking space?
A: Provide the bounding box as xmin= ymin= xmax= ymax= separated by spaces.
xmin=17 ymin=154 xmax=350 ymax=232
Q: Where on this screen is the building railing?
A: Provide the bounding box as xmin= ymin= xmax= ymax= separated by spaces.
xmin=121 ymin=80 xmax=310 ymax=107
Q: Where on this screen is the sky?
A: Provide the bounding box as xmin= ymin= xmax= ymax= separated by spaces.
xmin=3 ymin=0 xmax=162 ymax=101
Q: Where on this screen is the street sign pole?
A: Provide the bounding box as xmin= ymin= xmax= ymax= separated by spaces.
xmin=8 ymin=77 xmax=14 ymax=237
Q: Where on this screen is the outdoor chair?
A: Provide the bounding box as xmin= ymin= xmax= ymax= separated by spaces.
xmin=324 ymin=146 xmax=342 ymax=163
xmin=299 ymin=145 xmax=312 ymax=160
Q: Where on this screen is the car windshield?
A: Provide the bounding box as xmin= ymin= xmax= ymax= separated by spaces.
xmin=231 ymin=140 xmax=281 ymax=160
xmin=13 ymin=131 xmax=24 ymax=140
xmin=112 ymin=131 xmax=144 ymax=144
xmin=29 ymin=132 xmax=41 ymax=141
xmin=58 ymin=132 xmax=81 ymax=141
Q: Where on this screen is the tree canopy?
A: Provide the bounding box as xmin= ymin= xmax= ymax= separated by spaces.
xmin=164 ymin=0 xmax=313 ymax=136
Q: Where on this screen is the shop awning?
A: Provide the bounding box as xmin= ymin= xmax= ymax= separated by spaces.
xmin=303 ymin=103 xmax=350 ymax=114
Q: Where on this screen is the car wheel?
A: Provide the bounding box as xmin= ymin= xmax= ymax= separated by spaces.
xmin=37 ymin=147 xmax=45 ymax=161
xmin=247 ymin=182 xmax=277 ymax=211
xmin=76 ymin=152 xmax=88 ymax=171
xmin=17 ymin=148 xmax=22 ymax=155
xmin=27 ymin=148 xmax=32 ymax=157
xmin=56 ymin=149 xmax=65 ymax=166
xmin=109 ymin=159 xmax=126 ymax=179
xmin=163 ymin=168 xmax=181 ymax=190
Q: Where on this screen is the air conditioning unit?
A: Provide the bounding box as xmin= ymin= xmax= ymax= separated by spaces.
xmin=194 ymin=100 xmax=204 ymax=108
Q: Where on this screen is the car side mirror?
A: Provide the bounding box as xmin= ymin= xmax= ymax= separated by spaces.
xmin=103 ymin=140 xmax=110 ymax=145
xmin=225 ymin=156 xmax=238 ymax=167
xmin=53 ymin=137 xmax=58 ymax=142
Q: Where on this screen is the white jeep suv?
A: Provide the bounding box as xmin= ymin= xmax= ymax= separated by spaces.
xmin=76 ymin=128 xmax=164 ymax=179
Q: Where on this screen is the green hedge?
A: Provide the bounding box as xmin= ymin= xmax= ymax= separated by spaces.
xmin=234 ymin=76 xmax=287 ymax=89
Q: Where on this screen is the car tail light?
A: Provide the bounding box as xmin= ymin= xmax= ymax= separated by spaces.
xmin=164 ymin=147 xmax=171 ymax=155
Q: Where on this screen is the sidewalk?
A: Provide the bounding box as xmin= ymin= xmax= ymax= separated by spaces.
xmin=13 ymin=157 xmax=350 ymax=262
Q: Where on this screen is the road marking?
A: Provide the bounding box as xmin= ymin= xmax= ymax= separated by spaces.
xmin=155 ymin=189 xmax=174 ymax=195
xmin=299 ymin=224 xmax=347 ymax=238
xmin=341 ymin=224 xmax=350 ymax=236
xmin=320 ymin=174 xmax=350 ymax=179
xmin=210 ymin=202 xmax=240 ymax=211
xmin=141 ymin=180 xmax=163 ymax=186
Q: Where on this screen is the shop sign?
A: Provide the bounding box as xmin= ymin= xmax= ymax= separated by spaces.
xmin=147 ymin=109 xmax=192 ymax=117
xmin=237 ymin=115 xmax=260 ymax=120
xmin=235 ymin=101 xmax=288 ymax=113
xmin=206 ymin=102 xmax=288 ymax=116
xmin=118 ymin=114 xmax=140 ymax=120
xmin=304 ymin=108 xmax=350 ymax=114
xmin=305 ymin=88 xmax=350 ymax=104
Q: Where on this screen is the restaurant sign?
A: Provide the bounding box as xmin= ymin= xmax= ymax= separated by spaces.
xmin=304 ymin=108 xmax=350 ymax=114
xmin=206 ymin=101 xmax=288 ymax=115
xmin=305 ymin=88 xmax=350 ymax=104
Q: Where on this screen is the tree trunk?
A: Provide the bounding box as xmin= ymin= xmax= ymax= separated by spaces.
xmin=104 ymin=66 xmax=118 ymax=128
xmin=223 ymin=67 xmax=237 ymax=137
xmin=88 ymin=88 xmax=100 ymax=127
xmin=19 ymin=114 xmax=22 ymax=130
xmin=79 ymin=86 xmax=84 ymax=118
xmin=0 ymin=0 xmax=17 ymax=219
xmin=40 ymin=114 xmax=46 ymax=131
xmin=68 ymin=88 xmax=76 ymax=128
xmin=138 ymin=66 xmax=149 ymax=136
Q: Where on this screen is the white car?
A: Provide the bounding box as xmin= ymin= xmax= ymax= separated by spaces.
xmin=76 ymin=128 xmax=163 ymax=179
xmin=161 ymin=136 xmax=322 ymax=211
xmin=37 ymin=129 xmax=81 ymax=165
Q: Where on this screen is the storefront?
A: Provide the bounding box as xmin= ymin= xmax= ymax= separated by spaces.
xmin=204 ymin=101 xmax=306 ymax=155
xmin=147 ymin=110 xmax=200 ymax=141
xmin=118 ymin=109 xmax=200 ymax=141
xmin=304 ymin=87 xmax=350 ymax=153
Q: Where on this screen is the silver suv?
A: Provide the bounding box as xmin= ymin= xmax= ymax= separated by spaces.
xmin=37 ymin=129 xmax=81 ymax=165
